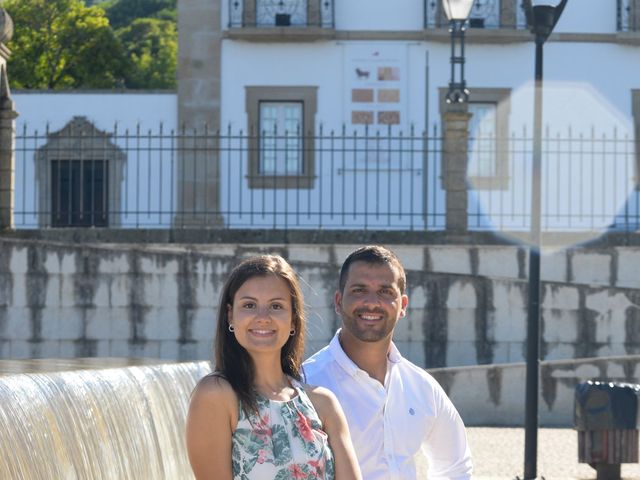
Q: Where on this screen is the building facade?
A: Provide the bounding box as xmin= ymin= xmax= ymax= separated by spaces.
xmin=201 ymin=0 xmax=640 ymax=234
xmin=6 ymin=1 xmax=640 ymax=235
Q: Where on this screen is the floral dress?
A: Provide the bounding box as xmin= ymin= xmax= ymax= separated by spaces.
xmin=231 ymin=379 xmax=335 ymax=480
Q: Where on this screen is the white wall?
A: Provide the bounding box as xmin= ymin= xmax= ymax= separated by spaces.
xmin=334 ymin=0 xmax=424 ymax=31
xmin=11 ymin=92 xmax=178 ymax=228
xmin=554 ymin=0 xmax=618 ymax=34
xmin=222 ymin=40 xmax=639 ymax=136
xmin=220 ymin=18 xmax=640 ymax=230
xmin=12 ymin=91 xmax=177 ymax=132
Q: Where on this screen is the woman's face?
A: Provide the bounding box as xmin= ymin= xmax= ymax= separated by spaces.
xmin=228 ymin=275 xmax=294 ymax=356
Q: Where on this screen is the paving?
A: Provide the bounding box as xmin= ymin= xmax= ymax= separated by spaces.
xmin=466 ymin=427 xmax=640 ymax=480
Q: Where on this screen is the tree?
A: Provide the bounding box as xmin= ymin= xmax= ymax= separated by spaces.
xmin=99 ymin=0 xmax=176 ymax=29
xmin=118 ymin=17 xmax=177 ymax=89
xmin=2 ymin=0 xmax=125 ymax=89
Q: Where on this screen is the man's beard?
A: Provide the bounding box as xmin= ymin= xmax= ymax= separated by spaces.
xmin=343 ymin=307 xmax=394 ymax=342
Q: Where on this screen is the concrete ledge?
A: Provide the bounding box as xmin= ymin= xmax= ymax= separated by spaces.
xmin=225 ymin=27 xmax=335 ymax=42
xmin=429 ymin=355 xmax=640 ymax=427
xmin=3 ymin=228 xmax=640 ymax=247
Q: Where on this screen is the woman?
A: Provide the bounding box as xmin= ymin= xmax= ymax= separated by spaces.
xmin=186 ymin=255 xmax=361 ymax=480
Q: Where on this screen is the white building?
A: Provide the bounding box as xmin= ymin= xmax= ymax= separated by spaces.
xmin=212 ymin=0 xmax=640 ymax=235
xmin=7 ymin=0 xmax=640 ymax=235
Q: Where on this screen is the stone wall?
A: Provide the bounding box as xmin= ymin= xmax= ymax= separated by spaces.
xmin=1 ymin=238 xmax=639 ymax=367
xmin=430 ymin=355 xmax=640 ymax=426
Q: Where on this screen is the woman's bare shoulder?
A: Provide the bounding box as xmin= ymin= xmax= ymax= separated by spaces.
xmin=192 ymin=373 xmax=237 ymax=405
xmin=303 ymin=384 xmax=341 ymax=417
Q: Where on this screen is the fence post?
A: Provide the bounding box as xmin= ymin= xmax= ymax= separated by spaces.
xmin=176 ymin=0 xmax=223 ymax=227
xmin=0 ymin=10 xmax=17 ymax=231
xmin=633 ymin=0 xmax=640 ymax=32
xmin=442 ymin=103 xmax=471 ymax=235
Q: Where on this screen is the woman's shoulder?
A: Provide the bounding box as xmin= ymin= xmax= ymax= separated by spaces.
xmin=302 ymin=383 xmax=342 ymax=418
xmin=192 ymin=372 xmax=237 ymax=406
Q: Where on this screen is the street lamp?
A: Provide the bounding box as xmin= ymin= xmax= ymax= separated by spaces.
xmin=442 ymin=0 xmax=474 ymax=103
xmin=521 ymin=1 xmax=567 ymax=479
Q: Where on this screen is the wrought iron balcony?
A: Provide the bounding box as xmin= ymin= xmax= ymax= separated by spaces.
xmin=425 ymin=0 xmax=528 ymax=30
xmin=618 ymin=0 xmax=640 ymax=32
xmin=228 ymin=0 xmax=334 ymax=28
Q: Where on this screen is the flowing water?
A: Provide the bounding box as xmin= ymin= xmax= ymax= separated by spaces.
xmin=0 ymin=359 xmax=212 ymax=479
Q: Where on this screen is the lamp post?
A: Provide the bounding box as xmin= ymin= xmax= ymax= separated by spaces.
xmin=522 ymin=1 xmax=567 ymax=479
xmin=442 ymin=0 xmax=474 ymax=103
xmin=440 ymin=0 xmax=474 ymax=234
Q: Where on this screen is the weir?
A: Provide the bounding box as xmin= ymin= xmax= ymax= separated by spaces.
xmin=0 ymin=359 xmax=211 ymax=479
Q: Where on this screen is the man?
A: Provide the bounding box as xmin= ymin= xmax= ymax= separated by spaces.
xmin=303 ymin=245 xmax=472 ymax=479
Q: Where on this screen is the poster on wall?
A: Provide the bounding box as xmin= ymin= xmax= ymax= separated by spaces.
xmin=344 ymin=43 xmax=408 ymax=130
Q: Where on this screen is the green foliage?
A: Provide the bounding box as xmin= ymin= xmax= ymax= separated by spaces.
xmin=99 ymin=0 xmax=176 ymax=29
xmin=3 ymin=0 xmax=126 ymax=89
xmin=117 ymin=17 xmax=177 ymax=89
xmin=2 ymin=0 xmax=177 ymax=90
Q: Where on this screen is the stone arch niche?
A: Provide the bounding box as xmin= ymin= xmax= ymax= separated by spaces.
xmin=36 ymin=117 xmax=125 ymax=227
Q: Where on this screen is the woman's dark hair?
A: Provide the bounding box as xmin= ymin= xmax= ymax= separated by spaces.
xmin=214 ymin=254 xmax=306 ymax=412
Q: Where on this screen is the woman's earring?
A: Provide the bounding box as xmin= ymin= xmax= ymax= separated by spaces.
xmin=228 ymin=324 xmax=235 ymax=333
xmin=289 ymin=328 xmax=295 ymax=336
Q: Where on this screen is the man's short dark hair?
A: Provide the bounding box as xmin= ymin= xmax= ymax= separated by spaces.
xmin=338 ymin=245 xmax=407 ymax=294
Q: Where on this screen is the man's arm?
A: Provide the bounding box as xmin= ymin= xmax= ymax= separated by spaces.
xmin=422 ymin=389 xmax=473 ymax=480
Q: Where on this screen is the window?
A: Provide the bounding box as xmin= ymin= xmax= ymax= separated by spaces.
xmin=51 ymin=160 xmax=108 ymax=227
xmin=246 ymin=86 xmax=317 ymax=188
xmin=259 ymin=101 xmax=303 ymax=175
xmin=36 ymin=117 xmax=125 ymax=227
xmin=440 ymin=87 xmax=511 ymax=190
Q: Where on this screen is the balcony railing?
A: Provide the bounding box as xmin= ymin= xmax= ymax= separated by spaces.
xmin=618 ymin=0 xmax=640 ymax=32
xmin=228 ymin=0 xmax=334 ymax=28
xmin=425 ymin=0 xmax=528 ymax=30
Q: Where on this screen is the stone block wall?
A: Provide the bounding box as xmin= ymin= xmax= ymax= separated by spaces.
xmin=0 ymin=238 xmax=639 ymax=367
xmin=430 ymin=355 xmax=640 ymax=426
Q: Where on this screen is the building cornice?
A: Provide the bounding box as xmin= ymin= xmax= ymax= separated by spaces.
xmin=224 ymin=27 xmax=335 ymax=42
xmin=224 ymin=27 xmax=640 ymax=46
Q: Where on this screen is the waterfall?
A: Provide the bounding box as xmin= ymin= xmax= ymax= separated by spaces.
xmin=0 ymin=360 xmax=212 ymax=479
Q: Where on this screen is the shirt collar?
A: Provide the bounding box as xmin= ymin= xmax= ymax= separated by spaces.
xmin=329 ymin=328 xmax=403 ymax=378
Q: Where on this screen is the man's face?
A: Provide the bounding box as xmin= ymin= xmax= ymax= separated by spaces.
xmin=335 ymin=261 xmax=408 ymax=343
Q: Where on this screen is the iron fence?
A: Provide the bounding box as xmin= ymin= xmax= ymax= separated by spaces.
xmin=10 ymin=122 xmax=640 ymax=233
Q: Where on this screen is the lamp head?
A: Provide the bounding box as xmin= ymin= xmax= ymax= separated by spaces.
xmin=527 ymin=0 xmax=568 ymax=41
xmin=441 ymin=0 xmax=474 ymax=21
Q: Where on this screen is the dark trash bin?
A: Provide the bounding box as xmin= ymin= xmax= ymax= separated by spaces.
xmin=574 ymin=381 xmax=640 ymax=480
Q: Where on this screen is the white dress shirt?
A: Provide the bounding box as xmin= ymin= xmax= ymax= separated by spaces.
xmin=303 ymin=330 xmax=473 ymax=480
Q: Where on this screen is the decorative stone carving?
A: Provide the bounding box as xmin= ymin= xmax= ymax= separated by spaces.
xmin=0 ymin=8 xmax=13 ymax=45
